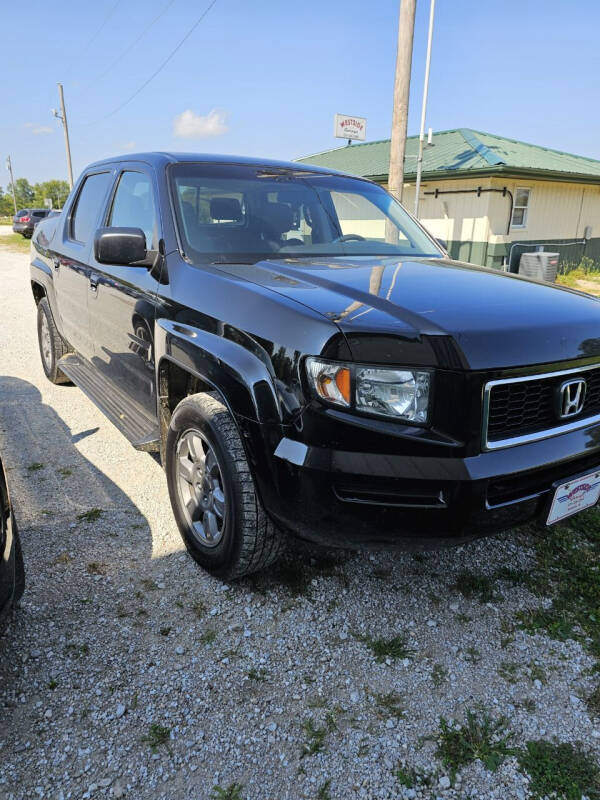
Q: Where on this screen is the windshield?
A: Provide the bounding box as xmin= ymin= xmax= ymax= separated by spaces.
xmin=170 ymin=163 xmax=442 ymax=264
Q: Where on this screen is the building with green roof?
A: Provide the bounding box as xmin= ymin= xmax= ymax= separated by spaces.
xmin=297 ymin=128 xmax=600 ymax=269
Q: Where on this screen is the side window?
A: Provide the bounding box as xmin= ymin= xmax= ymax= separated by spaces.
xmin=71 ymin=172 xmax=112 ymax=244
xmin=108 ymin=171 xmax=157 ymax=249
xmin=511 ymin=188 xmax=530 ymax=228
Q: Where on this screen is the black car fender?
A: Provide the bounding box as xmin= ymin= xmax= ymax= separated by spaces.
xmin=155 ymin=318 xmax=282 ymax=425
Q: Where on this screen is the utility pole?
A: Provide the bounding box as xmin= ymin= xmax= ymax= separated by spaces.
xmin=414 ymin=0 xmax=436 ymax=218
xmin=5 ymin=155 xmax=17 ymax=214
xmin=53 ymin=83 xmax=74 ymax=189
xmin=388 ymin=0 xmax=416 ymax=205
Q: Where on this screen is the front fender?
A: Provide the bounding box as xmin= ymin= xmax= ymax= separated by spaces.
xmin=155 ymin=319 xmax=281 ymax=424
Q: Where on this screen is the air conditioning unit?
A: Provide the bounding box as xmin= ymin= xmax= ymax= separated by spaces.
xmin=518 ymin=251 xmax=560 ymax=282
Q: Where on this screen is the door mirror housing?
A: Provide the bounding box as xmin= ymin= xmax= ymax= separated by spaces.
xmin=94 ymin=227 xmax=147 ymax=265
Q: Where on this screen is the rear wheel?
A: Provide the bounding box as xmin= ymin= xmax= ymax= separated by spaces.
xmin=166 ymin=392 xmax=284 ymax=579
xmin=37 ymin=298 xmax=70 ymax=384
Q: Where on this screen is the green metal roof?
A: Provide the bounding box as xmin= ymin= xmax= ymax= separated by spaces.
xmin=296 ymin=128 xmax=600 ymax=183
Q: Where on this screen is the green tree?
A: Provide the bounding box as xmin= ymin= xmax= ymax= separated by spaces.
xmin=33 ymin=179 xmax=70 ymax=210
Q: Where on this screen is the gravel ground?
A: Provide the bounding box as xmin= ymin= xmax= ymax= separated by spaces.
xmin=0 ymin=247 xmax=599 ymax=800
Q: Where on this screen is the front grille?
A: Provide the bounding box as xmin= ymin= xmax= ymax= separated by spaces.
xmin=485 ymin=364 xmax=600 ymax=446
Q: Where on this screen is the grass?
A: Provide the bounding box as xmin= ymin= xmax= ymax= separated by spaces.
xmin=199 ymin=628 xmax=217 ymax=645
xmin=77 ymin=508 xmax=103 ymax=523
xmin=432 ymin=663 xmax=448 ymax=687
xmin=27 ymin=462 xmax=44 ymax=472
xmin=588 ymin=685 xmax=600 ymax=717
xmin=247 ymin=667 xmax=268 ymax=682
xmin=453 ymin=570 xmax=499 ymax=603
xmin=300 ymin=719 xmax=328 ymax=757
xmin=436 ymin=710 xmax=514 ymax=778
xmin=211 ymin=784 xmax=244 ymax=800
xmin=0 ymin=233 xmax=31 ymax=253
xmin=373 ymin=690 xmax=404 ymax=719
xmin=141 ymin=723 xmax=171 ymax=751
xmin=518 ymin=740 xmax=600 ymax=800
xmin=356 ymin=632 xmax=413 ymax=663
xmin=58 ymin=467 xmax=72 ymax=477
xmin=86 ymin=561 xmax=106 ymax=576
xmin=514 ymin=510 xmax=600 ymax=661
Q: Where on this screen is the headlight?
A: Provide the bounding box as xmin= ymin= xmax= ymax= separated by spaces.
xmin=306 ymin=358 xmax=431 ymax=423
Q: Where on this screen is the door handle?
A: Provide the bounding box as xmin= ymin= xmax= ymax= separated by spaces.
xmin=89 ymin=274 xmax=99 ymax=293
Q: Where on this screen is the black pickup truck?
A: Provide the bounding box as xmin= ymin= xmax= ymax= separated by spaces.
xmin=30 ymin=153 xmax=600 ymax=578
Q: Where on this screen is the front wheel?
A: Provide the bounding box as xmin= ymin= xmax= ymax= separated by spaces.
xmin=165 ymin=392 xmax=284 ymax=579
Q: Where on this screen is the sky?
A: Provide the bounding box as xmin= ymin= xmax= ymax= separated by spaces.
xmin=1 ymin=0 xmax=599 ymax=185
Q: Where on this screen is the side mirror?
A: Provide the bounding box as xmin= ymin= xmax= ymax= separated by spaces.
xmin=94 ymin=227 xmax=147 ymax=266
xmin=435 ymin=237 xmax=448 ymax=253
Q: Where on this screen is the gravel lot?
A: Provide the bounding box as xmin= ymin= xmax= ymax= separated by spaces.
xmin=1 ymin=246 xmax=599 ymax=800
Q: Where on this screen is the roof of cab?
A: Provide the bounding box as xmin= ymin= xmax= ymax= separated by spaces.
xmin=84 ymin=151 xmax=350 ymax=177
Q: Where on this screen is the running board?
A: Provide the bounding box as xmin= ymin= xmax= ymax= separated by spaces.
xmin=57 ymin=354 xmax=160 ymax=452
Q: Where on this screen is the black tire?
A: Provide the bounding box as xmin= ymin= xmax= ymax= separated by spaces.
xmin=166 ymin=392 xmax=284 ymax=579
xmin=12 ymin=523 xmax=24 ymax=605
xmin=37 ymin=298 xmax=70 ymax=384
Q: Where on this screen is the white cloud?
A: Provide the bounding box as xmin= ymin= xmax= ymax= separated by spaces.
xmin=173 ymin=108 xmax=228 ymax=139
xmin=27 ymin=125 xmax=54 ymax=135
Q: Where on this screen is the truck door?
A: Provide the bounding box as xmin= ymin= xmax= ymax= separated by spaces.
xmin=87 ymin=166 xmax=160 ymax=421
xmin=50 ymin=170 xmax=114 ymax=361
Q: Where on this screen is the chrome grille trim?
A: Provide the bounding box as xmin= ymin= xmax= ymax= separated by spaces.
xmin=482 ymin=363 xmax=600 ymax=451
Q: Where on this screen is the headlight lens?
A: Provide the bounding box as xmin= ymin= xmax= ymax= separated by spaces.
xmin=306 ymin=358 xmax=431 ymax=423
xmin=356 ymin=367 xmax=430 ymax=422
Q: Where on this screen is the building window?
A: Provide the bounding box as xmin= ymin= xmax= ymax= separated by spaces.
xmin=511 ymin=188 xmax=530 ymax=228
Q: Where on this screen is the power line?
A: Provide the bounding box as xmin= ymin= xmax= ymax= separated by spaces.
xmin=65 ymin=0 xmax=123 ymax=74
xmin=77 ymin=0 xmax=219 ymax=127
xmin=72 ymin=0 xmax=178 ymax=97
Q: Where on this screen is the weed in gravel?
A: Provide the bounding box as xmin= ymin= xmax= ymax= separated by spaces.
xmin=77 ymin=508 xmax=103 ymax=523
xmin=47 ymin=680 xmax=57 ymax=690
xmin=395 ymin=764 xmax=431 ymax=788
xmin=140 ymin=578 xmax=158 ymax=591
xmin=247 ymin=667 xmax=268 ymax=682
xmin=518 ymin=740 xmax=600 ymax=800
xmin=58 ymin=467 xmax=72 ymax=477
xmin=464 ymin=646 xmax=482 ymax=665
xmin=498 ymin=661 xmax=520 ymax=684
xmin=52 ymin=552 xmax=71 ymax=566
xmin=436 ymin=710 xmax=514 ymax=778
xmin=211 ymin=784 xmax=244 ymax=800
xmin=141 ymin=723 xmax=171 ymax=751
xmin=86 ymin=562 xmax=106 ymax=575
xmin=192 ymin=600 xmax=207 ymax=618
xmin=316 ymin=779 xmax=332 ymax=799
xmin=588 ymin=685 xmax=600 ymax=716
xmin=373 ymin=691 xmax=404 ymax=719
xmin=432 ymin=663 xmax=448 ymax=687
xmin=199 ymin=628 xmax=217 ymax=645
xmin=115 ymin=604 xmax=130 ymax=619
xmin=453 ymin=570 xmax=499 ymax=603
xmin=27 ymin=462 xmax=44 ymax=472
xmin=528 ymin=662 xmax=547 ymax=684
xmin=517 ymin=698 xmax=536 ymax=713
xmin=159 ymin=626 xmax=171 ymax=637
xmin=356 ymin=632 xmax=413 ymax=663
xmin=456 ymin=612 xmax=473 ymax=624
xmin=300 ymin=719 xmax=328 ymax=757
xmin=65 ymin=643 xmax=89 ymax=659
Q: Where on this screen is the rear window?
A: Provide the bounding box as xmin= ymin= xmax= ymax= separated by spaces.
xmin=70 ymin=172 xmax=112 ymax=244
xmin=15 ymin=210 xmax=29 ymax=218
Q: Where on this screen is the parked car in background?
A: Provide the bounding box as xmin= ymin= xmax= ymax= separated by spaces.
xmin=0 ymin=452 xmax=24 ymax=633
xmin=29 ymin=152 xmax=600 ymax=580
xmin=13 ymin=208 xmax=50 ymax=238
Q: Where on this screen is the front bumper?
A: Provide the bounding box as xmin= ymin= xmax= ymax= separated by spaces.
xmin=266 ymin=420 xmax=600 ymax=549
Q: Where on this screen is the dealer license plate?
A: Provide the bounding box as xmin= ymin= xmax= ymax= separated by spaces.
xmin=547 ymin=469 xmax=600 ymax=525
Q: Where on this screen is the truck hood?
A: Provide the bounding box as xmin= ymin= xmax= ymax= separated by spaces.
xmin=216 ymin=256 xmax=600 ymax=370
